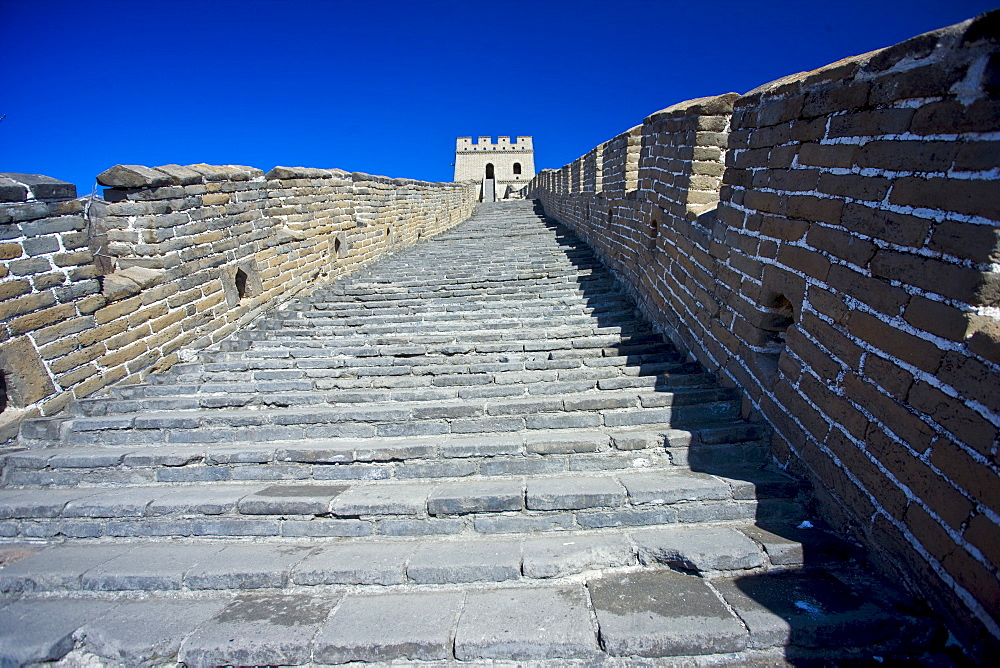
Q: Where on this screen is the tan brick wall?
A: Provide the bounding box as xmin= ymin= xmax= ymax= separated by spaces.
xmin=0 ymin=164 xmax=478 ymax=441
xmin=526 ymin=10 xmax=999 ymax=659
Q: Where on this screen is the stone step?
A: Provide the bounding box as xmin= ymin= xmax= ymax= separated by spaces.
xmin=105 ymin=352 xmax=686 ymax=394
xmin=0 ymin=555 xmax=931 ymax=666
xmin=0 ymin=468 xmax=805 ymax=540
xmin=79 ymin=367 xmax=712 ymax=411
xmin=19 ymin=396 xmax=742 ymax=450
xmin=4 ymin=425 xmax=771 ymax=488
xmin=0 ymin=522 xmax=857 ymax=594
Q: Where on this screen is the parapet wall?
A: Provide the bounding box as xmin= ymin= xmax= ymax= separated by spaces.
xmin=0 ymin=165 xmax=478 ymax=440
xmin=526 ymin=12 xmax=999 ymax=658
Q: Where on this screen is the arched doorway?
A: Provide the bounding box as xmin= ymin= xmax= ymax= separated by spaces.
xmin=485 ymin=163 xmax=495 ymax=179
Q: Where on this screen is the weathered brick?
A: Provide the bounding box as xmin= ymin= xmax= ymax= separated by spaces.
xmin=862 ymin=354 xmax=914 ymax=401
xmin=846 ymin=311 xmax=942 ymax=374
xmin=868 ymin=62 xmax=966 ymax=105
xmin=819 ymin=173 xmax=889 ymax=202
xmin=927 ymin=220 xmax=1000 ymax=263
xmin=828 ymin=265 xmax=910 ymax=316
xmin=777 ymin=244 xmax=830 ymax=281
xmin=870 ymin=249 xmax=989 ymax=306
xmin=964 ymin=513 xmax=1000 ymax=569
xmin=909 ymin=99 xmax=1000 ymax=136
xmin=796 ymin=143 xmax=856 ymax=168
xmin=936 ymin=350 xmax=999 ymax=414
xmin=783 ymin=194 xmax=843 ymax=224
xmin=9 ymin=303 xmax=76 ymax=336
xmin=857 ymin=140 xmax=957 ymax=173
xmin=907 ymin=380 xmax=998 ymax=457
xmin=0 ymin=291 xmax=56 ymax=321
xmin=828 ymin=108 xmax=915 ymax=138
xmin=890 ymin=177 xmax=1000 ymax=221
xmin=867 ymin=428 xmax=973 ymax=529
xmin=841 ymin=203 xmax=931 ymax=247
xmin=903 ymin=296 xmax=969 ymax=342
xmin=802 ymin=82 xmax=870 ymax=117
xmin=806 ymin=225 xmax=875 ymax=267
xmin=847 ymin=377 xmax=937 ymax=452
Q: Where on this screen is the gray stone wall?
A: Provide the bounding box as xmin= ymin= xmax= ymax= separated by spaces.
xmin=0 ymin=165 xmax=478 ymax=441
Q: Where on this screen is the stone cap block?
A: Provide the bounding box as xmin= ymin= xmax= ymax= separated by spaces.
xmin=0 ymin=176 xmax=29 ymax=203
xmin=645 ymin=93 xmax=740 ymax=123
xmin=97 ymin=165 xmax=173 ymax=188
xmin=0 ymin=173 xmax=77 ymax=201
xmin=154 ymin=164 xmax=204 ymax=186
xmin=185 ymin=164 xmax=264 ymax=182
xmin=99 ymin=164 xmax=265 ymax=189
xmin=266 ymin=166 xmax=341 ymax=180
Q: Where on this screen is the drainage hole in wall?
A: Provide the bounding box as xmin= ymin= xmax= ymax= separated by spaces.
xmin=235 ymin=268 xmax=249 ymax=300
xmin=763 ymin=294 xmax=795 ymax=355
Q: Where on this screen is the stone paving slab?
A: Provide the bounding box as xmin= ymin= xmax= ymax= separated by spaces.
xmin=293 ymin=541 xmax=416 ymax=585
xmin=314 ymin=590 xmax=463 ymax=663
xmin=527 ymin=475 xmax=626 ymax=510
xmin=589 ymin=569 xmax=748 ymax=657
xmin=178 ymin=592 xmax=341 ymax=667
xmin=427 ymin=478 xmax=524 ymax=515
xmin=618 ymin=470 xmax=733 ymax=505
xmin=185 ymin=543 xmax=314 ymax=589
xmin=80 ymin=544 xmax=222 ymax=591
xmin=330 ymin=483 xmax=429 ymax=516
xmin=237 ymin=483 xmax=348 ymax=515
xmin=407 ymin=537 xmax=521 ymax=584
xmin=0 ymin=544 xmax=129 ymax=592
xmin=0 ymin=598 xmax=115 ymax=666
xmin=634 ymin=525 xmax=764 ymax=572
xmin=522 ymin=533 xmax=635 ymax=578
xmin=146 ymin=484 xmax=257 ymax=515
xmin=75 ymin=598 xmax=228 ymax=665
xmin=455 ymin=585 xmax=600 ymax=660
xmin=713 ymin=571 xmax=907 ymax=650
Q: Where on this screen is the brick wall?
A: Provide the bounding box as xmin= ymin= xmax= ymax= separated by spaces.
xmin=526 ymin=11 xmax=999 ymax=659
xmin=0 ymin=165 xmax=477 ymax=441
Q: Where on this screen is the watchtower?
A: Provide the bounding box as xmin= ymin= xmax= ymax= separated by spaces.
xmin=454 ymin=136 xmax=535 ymax=202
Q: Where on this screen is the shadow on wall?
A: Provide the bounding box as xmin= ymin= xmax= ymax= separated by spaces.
xmin=523 ymin=9 xmax=1000 ymax=660
xmin=532 ymin=200 xmax=940 ymax=663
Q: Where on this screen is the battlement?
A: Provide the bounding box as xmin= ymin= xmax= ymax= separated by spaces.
xmin=456 ymin=136 xmax=533 ymax=152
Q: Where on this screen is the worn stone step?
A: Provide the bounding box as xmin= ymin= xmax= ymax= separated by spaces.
xmin=4 ymin=425 xmax=772 ymax=488
xmin=0 ymin=555 xmax=930 ymax=666
xmin=18 ymin=400 xmax=741 ymax=449
xmin=0 ymin=468 xmax=805 ymax=539
xmin=0 ymin=523 xmax=858 ymax=596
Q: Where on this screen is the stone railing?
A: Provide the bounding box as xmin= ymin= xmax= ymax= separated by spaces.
xmin=0 ymin=166 xmax=478 ymax=441
xmin=525 ymin=11 xmax=999 ymax=660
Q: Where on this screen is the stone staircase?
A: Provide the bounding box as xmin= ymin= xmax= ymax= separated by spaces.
xmin=0 ymin=201 xmax=937 ymax=666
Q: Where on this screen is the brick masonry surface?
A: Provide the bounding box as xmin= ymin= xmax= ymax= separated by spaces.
xmin=525 ymin=11 xmax=1000 ymax=660
xmin=0 ymin=166 xmax=477 ymax=440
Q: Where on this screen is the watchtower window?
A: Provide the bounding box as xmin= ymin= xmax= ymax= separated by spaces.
xmin=0 ymin=371 xmax=8 ymax=414
xmin=513 ymin=163 xmax=522 ymax=175
xmin=485 ymin=164 xmax=495 ymax=179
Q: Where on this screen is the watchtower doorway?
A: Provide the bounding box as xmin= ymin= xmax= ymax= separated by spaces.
xmin=482 ymin=163 xmax=496 ymax=202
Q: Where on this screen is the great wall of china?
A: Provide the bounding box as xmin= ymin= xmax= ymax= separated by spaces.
xmin=0 ymin=10 xmax=996 ymax=665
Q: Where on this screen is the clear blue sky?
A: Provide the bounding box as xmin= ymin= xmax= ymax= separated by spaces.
xmin=1 ymin=0 xmax=996 ymax=194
